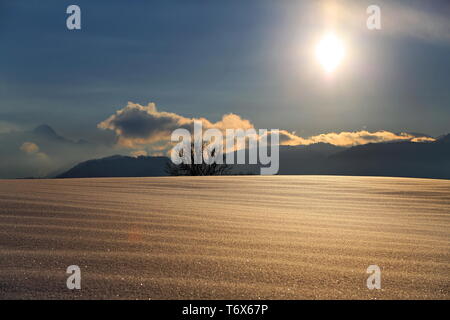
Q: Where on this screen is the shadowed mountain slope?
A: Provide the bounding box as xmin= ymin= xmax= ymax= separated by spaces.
xmin=56 ymin=135 xmax=450 ymax=179
xmin=56 ymin=155 xmax=169 ymax=178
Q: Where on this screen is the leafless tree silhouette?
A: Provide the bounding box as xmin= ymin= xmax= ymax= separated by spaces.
xmin=165 ymin=141 xmax=231 ymax=176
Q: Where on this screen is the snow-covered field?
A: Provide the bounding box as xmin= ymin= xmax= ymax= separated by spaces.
xmin=0 ymin=176 xmax=448 ymax=299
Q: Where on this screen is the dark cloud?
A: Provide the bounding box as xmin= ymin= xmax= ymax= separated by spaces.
xmin=98 ymin=102 xmax=254 ymax=148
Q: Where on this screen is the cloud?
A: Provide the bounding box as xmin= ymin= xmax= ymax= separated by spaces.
xmin=411 ymin=136 xmax=436 ymax=143
xmin=99 ymin=102 xmax=435 ymax=152
xmin=98 ymin=102 xmax=254 ymax=148
xmin=20 ymin=142 xmax=40 ymax=154
xmin=0 ymin=121 xmax=21 ymax=134
xmin=279 ymin=130 xmax=435 ymax=147
xmin=20 ymin=142 xmax=49 ymax=161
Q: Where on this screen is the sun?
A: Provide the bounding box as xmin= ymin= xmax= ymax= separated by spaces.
xmin=315 ymin=33 xmax=345 ymax=73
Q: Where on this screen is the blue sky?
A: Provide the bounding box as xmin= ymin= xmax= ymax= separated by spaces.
xmin=1 ymin=0 xmax=449 ymax=142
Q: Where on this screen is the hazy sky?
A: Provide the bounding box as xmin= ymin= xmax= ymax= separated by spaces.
xmin=1 ymin=0 xmax=449 ymax=141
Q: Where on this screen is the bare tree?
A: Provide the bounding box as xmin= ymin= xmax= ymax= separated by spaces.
xmin=165 ymin=141 xmax=231 ymax=176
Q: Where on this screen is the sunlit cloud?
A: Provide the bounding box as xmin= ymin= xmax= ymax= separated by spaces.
xmin=20 ymin=142 xmax=49 ymax=161
xmin=279 ymin=130 xmax=435 ymax=147
xmin=98 ymin=102 xmax=254 ymax=149
xmin=20 ymin=142 xmax=40 ymax=154
xmin=99 ymin=102 xmax=435 ymax=153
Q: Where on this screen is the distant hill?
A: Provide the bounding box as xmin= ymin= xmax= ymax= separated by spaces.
xmin=323 ymin=140 xmax=450 ymax=179
xmin=56 ymin=155 xmax=169 ymax=178
xmin=234 ymin=137 xmax=450 ymax=179
xmin=436 ymin=133 xmax=450 ymax=144
xmin=278 ymin=136 xmax=450 ymax=179
xmin=55 ymin=135 xmax=450 ymax=179
xmin=277 ymin=143 xmax=346 ymax=175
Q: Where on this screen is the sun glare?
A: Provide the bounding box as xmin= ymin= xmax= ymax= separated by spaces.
xmin=316 ymin=33 xmax=345 ymax=73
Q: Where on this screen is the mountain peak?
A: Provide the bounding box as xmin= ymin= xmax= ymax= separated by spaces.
xmin=33 ymin=124 xmax=58 ymax=137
